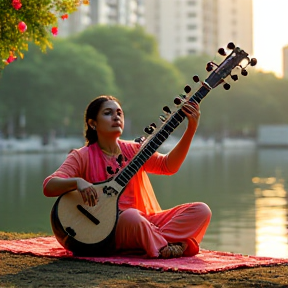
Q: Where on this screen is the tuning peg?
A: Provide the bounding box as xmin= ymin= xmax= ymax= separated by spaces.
xmin=206 ymin=62 xmax=214 ymax=72
xmin=184 ymin=85 xmax=192 ymax=94
xmin=227 ymin=42 xmax=235 ymax=50
xmin=174 ymin=93 xmax=187 ymax=106
xmin=174 ymin=97 xmax=182 ymax=106
xmin=193 ymin=75 xmax=200 ymax=83
xmin=231 ymin=74 xmax=238 ymax=81
xmin=144 ymin=126 xmax=154 ymax=134
xmin=250 ymin=58 xmax=257 ymax=66
xmin=223 ymin=83 xmax=230 ymax=90
xmin=159 ymin=115 xmax=167 ymax=122
xmin=241 ymin=69 xmax=248 ymax=76
xmin=134 ymin=136 xmax=146 ymax=143
xmin=218 ymin=48 xmax=226 ymax=56
xmin=143 ymin=123 xmax=156 ymax=134
xmin=163 ymin=106 xmax=171 ymax=114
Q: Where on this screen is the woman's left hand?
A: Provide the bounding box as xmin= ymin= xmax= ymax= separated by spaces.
xmin=181 ymin=101 xmax=201 ymax=128
xmin=165 ymin=100 xmax=201 ymax=172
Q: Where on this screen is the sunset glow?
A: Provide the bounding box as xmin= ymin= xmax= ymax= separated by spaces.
xmin=253 ymin=0 xmax=288 ymax=77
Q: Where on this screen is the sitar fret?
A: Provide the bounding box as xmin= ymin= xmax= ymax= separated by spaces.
xmin=115 ymin=85 xmax=211 ymax=187
xmin=115 ymin=112 xmax=183 ymax=186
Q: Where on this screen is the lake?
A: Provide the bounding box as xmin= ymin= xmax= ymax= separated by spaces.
xmin=0 ymin=142 xmax=287 ymax=258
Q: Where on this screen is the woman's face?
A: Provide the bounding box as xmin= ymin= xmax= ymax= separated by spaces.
xmin=94 ymin=100 xmax=124 ymax=138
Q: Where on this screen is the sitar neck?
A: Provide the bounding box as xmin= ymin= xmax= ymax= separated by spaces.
xmin=114 ymin=85 xmax=211 ymax=187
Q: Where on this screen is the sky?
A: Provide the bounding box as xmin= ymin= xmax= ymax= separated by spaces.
xmin=253 ymin=0 xmax=288 ymax=77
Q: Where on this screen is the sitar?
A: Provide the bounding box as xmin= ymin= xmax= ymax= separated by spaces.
xmin=50 ymin=43 xmax=257 ymax=256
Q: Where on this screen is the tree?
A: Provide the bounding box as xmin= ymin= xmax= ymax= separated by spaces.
xmin=174 ymin=53 xmax=288 ymax=137
xmin=0 ymin=40 xmax=118 ymax=136
xmin=0 ymin=0 xmax=87 ymax=71
xmin=174 ymin=54 xmax=212 ymax=83
xmin=72 ymin=25 xmax=186 ymax=134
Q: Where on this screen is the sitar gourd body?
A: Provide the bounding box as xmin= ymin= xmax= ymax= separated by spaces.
xmin=51 ymin=179 xmax=124 ymax=256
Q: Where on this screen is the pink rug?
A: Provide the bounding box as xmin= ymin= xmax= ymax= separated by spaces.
xmin=1 ymin=236 xmax=287 ymax=274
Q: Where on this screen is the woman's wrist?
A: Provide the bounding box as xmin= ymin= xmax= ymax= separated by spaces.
xmin=72 ymin=177 xmax=92 ymax=191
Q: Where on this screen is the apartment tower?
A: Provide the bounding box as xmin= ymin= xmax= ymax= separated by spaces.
xmin=144 ymin=0 xmax=253 ymax=61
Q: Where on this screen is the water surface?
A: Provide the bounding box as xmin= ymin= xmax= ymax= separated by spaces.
xmin=0 ymin=145 xmax=287 ymax=258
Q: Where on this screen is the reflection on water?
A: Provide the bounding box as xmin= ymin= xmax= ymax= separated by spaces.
xmin=0 ymin=147 xmax=288 ymax=258
xmin=253 ymin=149 xmax=288 ymax=258
xmin=0 ymin=153 xmax=66 ymax=233
xmin=253 ymin=175 xmax=288 ymax=258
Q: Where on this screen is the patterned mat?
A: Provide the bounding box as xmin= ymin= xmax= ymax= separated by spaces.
xmin=1 ymin=236 xmax=287 ymax=274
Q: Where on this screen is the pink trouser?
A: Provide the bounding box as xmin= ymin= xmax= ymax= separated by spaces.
xmin=115 ymin=202 xmax=211 ymax=258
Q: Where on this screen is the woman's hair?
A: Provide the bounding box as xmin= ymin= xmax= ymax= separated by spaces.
xmin=84 ymin=95 xmax=121 ymax=146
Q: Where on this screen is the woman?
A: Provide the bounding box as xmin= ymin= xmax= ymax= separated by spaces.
xmin=43 ymin=95 xmax=211 ymax=258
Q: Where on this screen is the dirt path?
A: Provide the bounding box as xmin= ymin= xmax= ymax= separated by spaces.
xmin=1 ymin=232 xmax=288 ymax=288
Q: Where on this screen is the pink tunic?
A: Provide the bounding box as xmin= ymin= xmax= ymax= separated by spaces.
xmin=43 ymin=140 xmax=211 ymax=258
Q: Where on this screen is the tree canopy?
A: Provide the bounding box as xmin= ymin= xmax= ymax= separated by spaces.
xmin=71 ymin=25 xmax=185 ymax=134
xmin=0 ymin=40 xmax=117 ymax=135
xmin=0 ymin=0 xmax=86 ymax=71
xmin=174 ymin=55 xmax=288 ymax=137
xmin=0 ymin=24 xmax=288 ymax=140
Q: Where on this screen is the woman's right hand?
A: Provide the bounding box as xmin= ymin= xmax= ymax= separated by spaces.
xmin=76 ymin=178 xmax=98 ymax=206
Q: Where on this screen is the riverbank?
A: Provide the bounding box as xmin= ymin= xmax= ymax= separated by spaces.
xmin=1 ymin=232 xmax=288 ymax=288
xmin=0 ymin=135 xmax=259 ymax=154
xmin=0 ymin=136 xmax=83 ymax=154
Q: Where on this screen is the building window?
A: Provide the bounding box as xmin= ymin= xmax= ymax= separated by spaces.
xmin=187 ymin=0 xmax=196 ymax=5
xmin=187 ymin=12 xmax=196 ymax=17
xmin=187 ymin=24 xmax=197 ymax=30
xmin=188 ymin=49 xmax=196 ymax=54
xmin=187 ymin=36 xmax=197 ymax=42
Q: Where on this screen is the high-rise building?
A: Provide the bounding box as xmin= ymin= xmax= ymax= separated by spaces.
xmin=144 ymin=0 xmax=253 ymax=61
xmin=282 ymin=45 xmax=288 ymax=79
xmin=217 ymin=0 xmax=253 ymax=54
xmin=58 ymin=4 xmax=91 ymax=37
xmin=58 ymin=0 xmax=145 ymax=37
xmin=57 ymin=0 xmax=253 ymax=62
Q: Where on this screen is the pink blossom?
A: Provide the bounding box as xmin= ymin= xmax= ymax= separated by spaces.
xmin=51 ymin=27 xmax=58 ymax=36
xmin=18 ymin=21 xmax=27 ymax=33
xmin=6 ymin=55 xmax=17 ymax=64
xmin=12 ymin=0 xmax=22 ymax=10
xmin=61 ymin=14 xmax=68 ymax=20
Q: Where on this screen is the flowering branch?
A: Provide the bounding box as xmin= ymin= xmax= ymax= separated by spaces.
xmin=0 ymin=0 xmax=89 ymax=71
